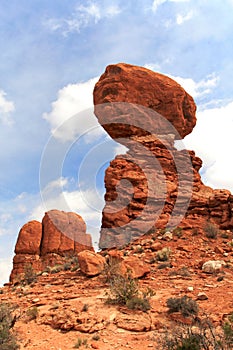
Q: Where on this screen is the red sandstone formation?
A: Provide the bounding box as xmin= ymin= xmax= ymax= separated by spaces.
xmin=94 ymin=63 xmax=233 ymax=248
xmin=41 ymin=210 xmax=91 ymax=255
xmin=15 ymin=220 xmax=42 ymax=255
xmin=10 ymin=210 xmax=93 ymax=281
xmin=94 ymin=63 xmax=196 ymax=140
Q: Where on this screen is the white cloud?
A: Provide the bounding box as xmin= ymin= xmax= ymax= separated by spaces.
xmin=43 ymin=77 xmax=105 ymax=142
xmin=143 ymin=66 xmax=232 ymax=193
xmin=45 ymin=2 xmax=121 ymax=35
xmin=169 ymin=73 xmax=219 ymax=98
xmin=176 ymin=10 xmax=193 ymax=24
xmin=152 ymin=0 xmax=190 ymax=12
xmin=144 ymin=65 xmax=218 ymax=99
xmin=30 ymin=176 xmax=103 ymax=249
xmin=184 ymin=101 xmax=233 ymax=192
xmin=144 ymin=63 xmax=161 ymax=72
xmin=152 ymin=0 xmax=167 ymax=12
xmin=36 ymin=176 xmax=103 ymax=220
xmin=0 ymin=90 xmax=15 ymax=126
xmin=0 ymin=257 xmax=12 ymax=286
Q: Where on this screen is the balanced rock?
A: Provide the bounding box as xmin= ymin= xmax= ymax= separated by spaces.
xmin=94 ymin=63 xmax=233 ymax=249
xmin=94 ymin=63 xmax=196 ymax=139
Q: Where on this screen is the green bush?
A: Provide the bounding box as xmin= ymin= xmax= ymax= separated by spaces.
xmin=107 ymin=273 xmax=153 ymax=312
xmin=222 ymin=313 xmax=233 ymax=347
xmin=175 ymin=335 xmax=201 ymax=350
xmin=0 ymin=303 xmax=19 ymax=350
xmin=108 ymin=274 xmax=139 ymax=305
xmin=161 ymin=316 xmax=233 ymax=350
xmin=126 ymin=296 xmax=150 ymax=311
xmin=162 ymin=328 xmax=202 ymax=350
xmin=166 ymin=296 xmax=198 ymax=317
xmin=102 ymin=256 xmax=122 ymax=282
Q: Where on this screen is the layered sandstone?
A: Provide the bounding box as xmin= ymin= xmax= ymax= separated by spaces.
xmin=10 ymin=210 xmax=93 ymax=281
xmin=94 ymin=63 xmax=233 ymax=248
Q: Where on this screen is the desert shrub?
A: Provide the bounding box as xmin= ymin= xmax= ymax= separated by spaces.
xmin=157 ymin=262 xmax=172 ymax=269
xmin=169 ymin=267 xmax=191 ymax=277
xmin=157 ymin=247 xmax=171 ymax=261
xmin=222 ymin=322 xmax=233 ymax=346
xmin=82 ymin=304 xmax=89 ymax=312
xmin=50 ymin=265 xmax=64 ymax=274
xmin=161 ymin=326 xmax=202 ymax=350
xmin=70 ymin=256 xmax=79 ymax=271
xmin=192 ymin=228 xmax=200 ymax=236
xmin=149 ymin=257 xmax=157 ymax=264
xmin=26 ymin=306 xmax=38 ymax=321
xmin=0 ymin=303 xmax=19 ymax=350
xmin=222 ymin=312 xmax=233 ymax=347
xmin=71 ymin=264 xmax=79 ymax=272
xmin=108 ymin=274 xmax=139 ymax=305
xmin=126 ymin=296 xmax=150 ymax=311
xmin=101 ymin=256 xmax=122 ymax=282
xmin=92 ymin=334 xmax=100 ymax=341
xmin=107 ymin=273 xmax=153 ymax=311
xmin=221 ymin=232 xmax=229 ymax=239
xmin=204 ymin=222 xmax=219 ymax=239
xmin=166 ymin=296 xmax=198 ymax=317
xmin=74 ymin=337 xmax=88 ymax=348
xmin=63 ymin=262 xmax=71 ymax=271
xmin=23 ymin=264 xmax=37 ymax=285
xmin=161 ymin=316 xmax=233 ymax=350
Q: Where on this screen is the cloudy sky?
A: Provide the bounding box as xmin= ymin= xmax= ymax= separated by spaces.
xmin=0 ymin=0 xmax=233 ymax=285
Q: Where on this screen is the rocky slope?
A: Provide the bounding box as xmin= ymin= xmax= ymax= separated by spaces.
xmin=10 ymin=210 xmax=93 ymax=282
xmin=94 ymin=63 xmax=233 ymax=248
xmin=1 ymin=229 xmax=233 ymax=349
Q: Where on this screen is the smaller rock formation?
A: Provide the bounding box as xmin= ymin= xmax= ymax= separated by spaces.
xmin=10 ymin=210 xmax=93 ymax=282
xmin=41 ymin=210 xmax=91 ymax=255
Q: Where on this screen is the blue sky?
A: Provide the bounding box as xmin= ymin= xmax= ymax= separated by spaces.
xmin=0 ymin=0 xmax=233 ymax=285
